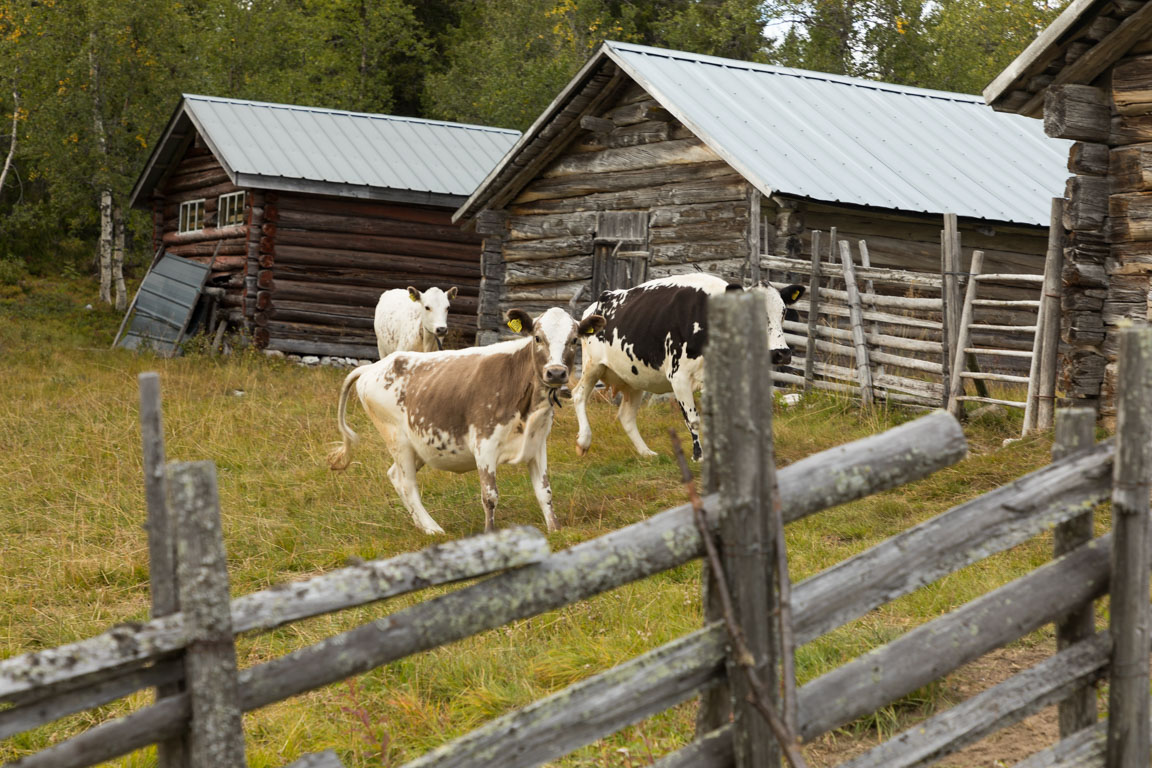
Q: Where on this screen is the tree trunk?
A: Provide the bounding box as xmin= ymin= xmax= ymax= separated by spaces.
xmin=0 ymin=90 xmax=16 ymax=196
xmin=99 ymin=188 xmax=113 ymax=305
xmin=113 ymin=202 xmax=127 ymax=311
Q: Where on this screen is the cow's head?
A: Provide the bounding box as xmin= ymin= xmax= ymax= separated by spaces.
xmin=507 ymin=307 xmax=605 ymax=388
xmin=408 ymin=285 xmax=458 ymax=344
xmin=755 ymin=283 xmax=805 ymax=366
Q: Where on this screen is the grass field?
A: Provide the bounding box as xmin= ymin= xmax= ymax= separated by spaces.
xmin=0 ymin=277 xmax=1095 ymax=766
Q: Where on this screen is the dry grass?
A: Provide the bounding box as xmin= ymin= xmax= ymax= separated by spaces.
xmin=0 ymin=277 xmax=1091 ymax=767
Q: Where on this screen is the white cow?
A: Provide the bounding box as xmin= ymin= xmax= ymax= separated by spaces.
xmin=373 ymin=285 xmax=458 ymax=358
xmin=573 ymin=273 xmax=804 ymax=461
xmin=329 ymin=307 xmax=606 ymax=534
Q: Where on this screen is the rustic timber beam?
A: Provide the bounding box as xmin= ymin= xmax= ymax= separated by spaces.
xmin=1045 ymin=85 xmax=1110 ymax=141
xmin=578 ymin=114 xmax=615 ymax=133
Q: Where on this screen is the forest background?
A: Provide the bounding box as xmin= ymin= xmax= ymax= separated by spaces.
xmin=0 ymin=0 xmax=1065 ymax=303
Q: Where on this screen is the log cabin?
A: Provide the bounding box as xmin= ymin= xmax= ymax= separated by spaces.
xmin=129 ymin=94 xmax=520 ymax=358
xmin=985 ymin=0 xmax=1152 ymax=426
xmin=454 ymin=41 xmax=1070 ymax=347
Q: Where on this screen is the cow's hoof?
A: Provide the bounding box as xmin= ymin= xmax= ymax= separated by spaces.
xmin=575 ymin=443 xmax=589 ymax=457
xmin=639 ymin=449 xmax=658 ymax=458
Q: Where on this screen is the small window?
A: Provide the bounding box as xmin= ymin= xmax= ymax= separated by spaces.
xmin=217 ymin=191 xmax=247 ymax=227
xmin=178 ymin=199 xmax=205 ymax=233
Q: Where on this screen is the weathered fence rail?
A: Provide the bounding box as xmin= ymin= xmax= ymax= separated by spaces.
xmin=4 ymin=297 xmax=1151 ymax=768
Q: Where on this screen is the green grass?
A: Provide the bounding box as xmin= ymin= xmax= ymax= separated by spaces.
xmin=0 ymin=276 xmax=1089 ymax=766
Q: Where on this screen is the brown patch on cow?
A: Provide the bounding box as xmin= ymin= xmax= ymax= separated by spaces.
xmin=405 ymin=342 xmax=548 ymax=444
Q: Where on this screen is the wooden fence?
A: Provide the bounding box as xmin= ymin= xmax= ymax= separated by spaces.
xmin=3 ymin=293 xmax=1150 ymax=768
xmin=765 ymin=207 xmax=1064 ymax=436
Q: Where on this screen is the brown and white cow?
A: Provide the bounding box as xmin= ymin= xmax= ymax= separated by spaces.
xmin=329 ymin=306 xmax=605 ymax=534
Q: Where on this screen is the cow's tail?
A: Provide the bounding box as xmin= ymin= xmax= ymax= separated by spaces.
xmin=328 ymin=366 xmax=365 ymax=471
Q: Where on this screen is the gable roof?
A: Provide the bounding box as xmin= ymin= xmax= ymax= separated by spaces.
xmin=456 ymin=41 xmax=1069 ymax=227
xmin=130 ymin=95 xmax=521 ymax=209
xmin=984 ymin=0 xmax=1152 ymax=117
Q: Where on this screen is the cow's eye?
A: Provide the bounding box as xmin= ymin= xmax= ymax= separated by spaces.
xmin=424 ymin=306 xmax=430 ymax=310
xmin=570 ymin=338 xmax=578 ymax=345
xmin=534 ymin=335 xmax=541 ymax=343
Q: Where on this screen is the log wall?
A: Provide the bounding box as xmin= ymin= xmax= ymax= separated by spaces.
xmin=479 ymin=81 xmax=755 ymax=343
xmin=152 ymin=135 xmax=483 ymax=359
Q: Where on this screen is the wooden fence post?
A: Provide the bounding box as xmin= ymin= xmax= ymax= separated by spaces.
xmin=139 ymin=373 xmax=188 ymax=768
xmin=839 ymin=240 xmax=874 ymax=408
xmin=939 ymin=229 xmax=952 ymax=410
xmin=705 ymin=290 xmax=786 ymax=767
xmin=169 ymin=461 xmax=246 ymax=768
xmin=1106 ymin=327 xmax=1152 ymax=768
xmin=947 ymin=250 xmax=985 ymax=417
xmin=1036 ymin=198 xmax=1065 ymax=431
xmin=804 ymin=231 xmax=821 ymax=393
xmin=1052 ymin=408 xmax=1097 ymax=738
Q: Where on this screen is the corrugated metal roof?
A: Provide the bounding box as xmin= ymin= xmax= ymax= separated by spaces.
xmin=607 ymin=42 xmax=1069 ymax=227
xmin=131 ymin=95 xmax=520 ymax=208
xmin=458 ymin=42 xmax=1069 ymax=227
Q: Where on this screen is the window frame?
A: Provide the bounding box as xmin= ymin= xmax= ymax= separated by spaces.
xmin=178 ymin=199 xmax=205 ymax=234
xmin=217 ymin=191 xmax=247 ymax=228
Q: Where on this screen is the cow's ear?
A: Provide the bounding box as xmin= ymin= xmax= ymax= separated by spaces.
xmin=578 ymin=314 xmax=605 ymax=337
xmin=446 ymin=286 xmax=458 ymax=300
xmin=724 ymin=283 xmax=743 ymax=293
xmin=505 ymin=308 xmax=533 ymax=335
xmin=782 ymin=285 xmax=805 ymax=305
xmin=407 ymin=286 xmax=420 ymax=302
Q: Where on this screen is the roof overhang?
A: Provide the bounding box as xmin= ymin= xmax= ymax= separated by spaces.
xmin=985 ymin=0 xmax=1152 ymax=116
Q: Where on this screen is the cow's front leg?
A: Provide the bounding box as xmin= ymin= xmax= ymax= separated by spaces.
xmin=573 ymin=360 xmax=606 ymax=457
xmin=616 ymin=385 xmax=657 ymax=457
xmin=669 ymin=372 xmax=703 ymax=461
xmin=527 ymin=449 xmax=558 ymax=532
xmin=477 ymin=464 xmax=499 ymax=533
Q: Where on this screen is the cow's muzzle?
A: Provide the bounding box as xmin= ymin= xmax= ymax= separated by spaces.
xmin=434 ymin=326 xmax=448 ymax=338
xmin=543 ymin=366 xmax=569 ymax=386
xmin=771 ymin=348 xmax=792 ymax=366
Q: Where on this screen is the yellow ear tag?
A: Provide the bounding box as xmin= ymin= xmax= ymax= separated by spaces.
xmin=584 ymin=325 xmax=597 ymax=335
xmin=790 ymin=288 xmax=802 ymax=302
xmin=409 ymin=292 xmax=419 ymax=302
xmin=508 ymin=318 xmax=523 ymax=333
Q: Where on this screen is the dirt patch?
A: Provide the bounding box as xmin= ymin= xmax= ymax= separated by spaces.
xmin=803 ymin=639 xmax=1088 ymax=767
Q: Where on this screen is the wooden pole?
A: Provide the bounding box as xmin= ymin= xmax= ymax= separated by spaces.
xmin=1037 ymin=198 xmax=1065 ymax=431
xmin=857 ymin=240 xmax=885 ymax=400
xmin=939 ymin=230 xmax=951 ymax=410
xmin=169 ymin=461 xmax=246 ymax=768
xmin=706 ymin=290 xmax=785 ymax=767
xmin=748 ymin=187 xmax=762 ymax=285
xmin=804 ymin=231 xmax=821 ymax=393
xmin=1052 ymin=408 xmax=1097 ymax=739
xmin=947 ymin=250 xmax=985 ymax=417
xmin=139 ymin=374 xmax=188 ymax=768
xmin=839 ymin=240 xmax=874 ymax=408
xmin=1021 ymin=291 xmax=1047 ymax=434
xmin=1106 ymin=327 xmax=1152 ymax=768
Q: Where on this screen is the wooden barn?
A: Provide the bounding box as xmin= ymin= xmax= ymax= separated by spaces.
xmin=454 ymin=41 xmax=1070 ymax=346
xmin=985 ymin=0 xmax=1152 ymax=426
xmin=129 ymin=95 xmax=520 ymax=358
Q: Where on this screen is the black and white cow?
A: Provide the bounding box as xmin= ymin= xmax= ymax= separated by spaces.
xmin=572 ymin=273 xmax=804 ymax=461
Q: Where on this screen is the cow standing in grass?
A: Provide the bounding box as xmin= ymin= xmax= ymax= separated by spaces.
xmin=373 ymin=285 xmax=458 ymax=358
xmin=330 ymin=307 xmax=606 ymax=534
xmin=573 ymin=273 xmax=804 ymax=461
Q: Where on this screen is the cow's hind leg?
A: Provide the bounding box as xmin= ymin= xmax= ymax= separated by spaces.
xmin=386 ymin=448 xmax=444 ymax=535
xmin=669 ymin=372 xmax=703 ymax=461
xmin=527 ymin=448 xmax=558 ymax=532
xmin=616 ymin=385 xmax=657 ymax=457
xmin=573 ymin=360 xmax=606 ymax=457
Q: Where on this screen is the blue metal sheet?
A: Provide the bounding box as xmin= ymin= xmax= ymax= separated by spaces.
xmin=118 ymin=254 xmax=212 ymax=356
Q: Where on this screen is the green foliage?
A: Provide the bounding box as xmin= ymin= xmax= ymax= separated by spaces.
xmin=0 ymin=255 xmax=26 ymax=285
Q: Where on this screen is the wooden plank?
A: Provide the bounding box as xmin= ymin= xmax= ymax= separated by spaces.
xmin=705 ymin=290 xmax=783 ymax=766
xmin=760 ymin=255 xmax=943 ymax=289
xmin=541 ymin=138 xmax=719 ymax=178
xmin=649 ymin=725 xmax=733 ymax=768
xmin=1045 ymin=85 xmax=1111 ymax=141
xmin=804 ymin=231 xmax=821 ymax=392
xmin=137 ymin=373 xmax=187 ymax=768
xmin=948 ymin=250 xmax=985 ymax=416
xmin=283 ymin=751 xmax=345 ymax=768
xmin=792 ymin=438 xmax=1113 ymax=646
xmin=169 ymin=461 xmax=245 ymax=766
xmin=1106 ymin=328 xmax=1152 ymax=768
xmin=1052 ymin=409 xmax=1099 ymax=739
xmin=397 ymin=626 xmax=726 ymax=768
xmin=838 ymin=633 xmax=1110 ymax=768
xmin=955 ymin=396 xmax=1027 ymax=407
xmin=797 ymin=532 xmax=1116 ymax=741
xmin=839 ymin=240 xmax=874 ymax=407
